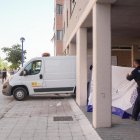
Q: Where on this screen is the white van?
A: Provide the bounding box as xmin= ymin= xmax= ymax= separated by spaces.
xmin=2 ymin=56 xmax=76 ymax=101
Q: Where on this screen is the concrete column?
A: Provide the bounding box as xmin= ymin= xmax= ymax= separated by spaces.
xmin=93 ymin=3 xmax=112 ymax=128
xmin=131 ymin=45 xmax=140 ymax=67
xmin=76 ymin=28 xmax=87 ymax=106
xmin=69 ymin=43 xmax=76 ymax=55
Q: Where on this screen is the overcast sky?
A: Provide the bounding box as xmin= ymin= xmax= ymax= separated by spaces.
xmin=0 ymin=0 xmax=54 ymax=62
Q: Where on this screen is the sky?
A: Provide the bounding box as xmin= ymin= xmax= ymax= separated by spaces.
xmin=0 ymin=0 xmax=54 ymax=62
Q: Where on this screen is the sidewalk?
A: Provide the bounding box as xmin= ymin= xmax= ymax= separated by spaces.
xmin=0 ymin=90 xmax=101 ymax=140
xmin=81 ymin=107 xmax=140 ymax=140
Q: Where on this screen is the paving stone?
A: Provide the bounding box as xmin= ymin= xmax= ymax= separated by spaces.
xmin=73 ymin=136 xmax=86 ymax=140
xmin=46 ymin=132 xmax=59 ymax=137
xmin=47 ymin=136 xmax=60 ymax=140
xmin=59 ymin=136 xmax=73 ymax=140
xmin=59 ymin=132 xmax=72 ymax=137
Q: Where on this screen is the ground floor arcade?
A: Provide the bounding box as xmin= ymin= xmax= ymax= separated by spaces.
xmin=63 ymin=0 xmax=140 ymax=128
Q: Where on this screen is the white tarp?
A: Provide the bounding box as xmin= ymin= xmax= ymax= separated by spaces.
xmin=87 ymin=66 xmax=138 ymax=118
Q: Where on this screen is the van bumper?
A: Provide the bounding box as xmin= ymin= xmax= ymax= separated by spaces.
xmin=2 ymin=82 xmax=12 ymax=96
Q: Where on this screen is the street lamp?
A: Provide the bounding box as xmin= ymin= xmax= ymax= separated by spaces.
xmin=20 ymin=37 xmax=25 ymax=67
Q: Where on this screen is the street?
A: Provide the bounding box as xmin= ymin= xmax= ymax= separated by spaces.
xmin=0 ymin=80 xmax=100 ymax=140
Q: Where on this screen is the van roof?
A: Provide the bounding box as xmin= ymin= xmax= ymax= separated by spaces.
xmin=31 ymin=56 xmax=76 ymax=61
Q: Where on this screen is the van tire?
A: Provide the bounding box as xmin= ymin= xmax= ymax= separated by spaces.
xmin=13 ymin=87 xmax=27 ymax=101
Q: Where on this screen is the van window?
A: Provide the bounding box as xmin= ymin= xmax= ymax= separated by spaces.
xmin=25 ymin=60 xmax=42 ymax=75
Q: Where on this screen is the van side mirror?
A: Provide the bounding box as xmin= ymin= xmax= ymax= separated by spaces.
xmin=23 ymin=70 xmax=28 ymax=76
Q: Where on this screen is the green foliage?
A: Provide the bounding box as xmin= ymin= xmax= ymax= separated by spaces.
xmin=0 ymin=57 xmax=9 ymax=70
xmin=1 ymin=44 xmax=26 ymax=69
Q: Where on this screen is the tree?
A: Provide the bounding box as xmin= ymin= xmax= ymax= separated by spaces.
xmin=1 ymin=44 xmax=26 ymax=69
xmin=0 ymin=57 xmax=9 ymax=70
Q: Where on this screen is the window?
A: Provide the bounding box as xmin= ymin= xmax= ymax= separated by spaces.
xmin=25 ymin=60 xmax=42 ymax=75
xmin=70 ymin=0 xmax=76 ymax=16
xmin=56 ymin=30 xmax=63 ymax=40
xmin=56 ymin=4 xmax=63 ymax=15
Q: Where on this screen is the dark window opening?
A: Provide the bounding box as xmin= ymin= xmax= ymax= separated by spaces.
xmin=56 ymin=30 xmax=63 ymax=40
xmin=70 ymin=0 xmax=76 ymax=16
xmin=56 ymin=4 xmax=63 ymax=15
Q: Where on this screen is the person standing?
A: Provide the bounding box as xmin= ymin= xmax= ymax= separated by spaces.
xmin=2 ymin=68 xmax=7 ymax=83
xmin=127 ymin=59 xmax=140 ymax=121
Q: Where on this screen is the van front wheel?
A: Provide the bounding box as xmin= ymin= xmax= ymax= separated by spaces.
xmin=13 ymin=87 xmax=27 ymax=101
